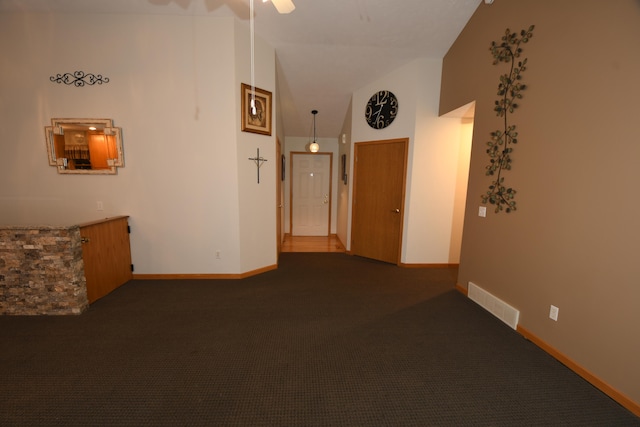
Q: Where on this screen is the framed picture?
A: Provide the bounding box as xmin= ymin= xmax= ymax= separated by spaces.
xmin=241 ymin=83 xmax=272 ymax=136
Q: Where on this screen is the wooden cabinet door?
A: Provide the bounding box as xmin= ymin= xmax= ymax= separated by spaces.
xmin=80 ymin=216 xmax=132 ymax=303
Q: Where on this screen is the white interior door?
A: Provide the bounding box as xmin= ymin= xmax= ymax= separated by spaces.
xmin=291 ymin=153 xmax=331 ymax=236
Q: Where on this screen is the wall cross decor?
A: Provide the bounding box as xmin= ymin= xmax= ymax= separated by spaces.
xmin=248 ymin=148 xmax=268 ymax=183
xmin=50 ymin=71 xmax=110 ymax=87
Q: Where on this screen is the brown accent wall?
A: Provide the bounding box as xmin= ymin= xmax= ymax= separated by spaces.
xmin=441 ymin=0 xmax=640 ymax=410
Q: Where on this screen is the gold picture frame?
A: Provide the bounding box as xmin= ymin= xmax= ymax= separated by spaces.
xmin=241 ymin=83 xmax=272 ymax=136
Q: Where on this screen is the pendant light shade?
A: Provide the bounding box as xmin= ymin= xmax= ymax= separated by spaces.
xmin=308 ymin=110 xmax=320 ymax=153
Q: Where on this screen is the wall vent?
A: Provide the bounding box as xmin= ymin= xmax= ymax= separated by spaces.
xmin=467 ymin=281 xmax=519 ymax=330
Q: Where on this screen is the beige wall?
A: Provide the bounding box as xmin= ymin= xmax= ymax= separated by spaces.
xmin=441 ymin=0 xmax=640 ymax=411
xmin=0 ymin=13 xmax=277 ymax=275
xmin=336 ymin=98 xmax=353 ymax=248
xmin=350 ymin=58 xmax=467 ymax=264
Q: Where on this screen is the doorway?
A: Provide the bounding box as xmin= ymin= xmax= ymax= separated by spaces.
xmin=276 ymin=138 xmax=284 ymax=258
xmin=351 ymin=138 xmax=408 ymax=264
xmin=290 ymin=152 xmax=332 ymax=236
xmin=281 ymin=235 xmax=345 ymax=253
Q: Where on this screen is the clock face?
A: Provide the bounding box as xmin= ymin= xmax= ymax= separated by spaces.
xmin=365 ymin=90 xmax=398 ymax=129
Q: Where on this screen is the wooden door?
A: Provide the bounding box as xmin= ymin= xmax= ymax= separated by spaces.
xmin=351 ymin=139 xmax=408 ymax=264
xmin=276 ymin=138 xmax=284 ymax=257
xmin=80 ymin=216 xmax=133 ymax=303
xmin=291 ymin=152 xmax=332 ymax=236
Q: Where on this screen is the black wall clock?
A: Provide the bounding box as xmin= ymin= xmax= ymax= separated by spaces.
xmin=365 ymin=90 xmax=398 ymax=129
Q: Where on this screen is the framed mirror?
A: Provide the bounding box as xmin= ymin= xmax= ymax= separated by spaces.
xmin=44 ymin=118 xmax=124 ymax=174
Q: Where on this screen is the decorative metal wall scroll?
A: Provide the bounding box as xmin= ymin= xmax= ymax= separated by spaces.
xmin=50 ymin=71 xmax=110 ymax=87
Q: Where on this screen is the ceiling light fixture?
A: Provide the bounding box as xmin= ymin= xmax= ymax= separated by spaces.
xmin=263 ymin=0 xmax=296 ymax=14
xmin=308 ymin=110 xmax=320 ymax=153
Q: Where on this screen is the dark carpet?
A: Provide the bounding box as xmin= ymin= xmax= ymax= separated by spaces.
xmin=1 ymin=253 xmax=638 ymax=426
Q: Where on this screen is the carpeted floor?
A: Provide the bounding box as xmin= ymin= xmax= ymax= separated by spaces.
xmin=1 ymin=253 xmax=638 ymax=426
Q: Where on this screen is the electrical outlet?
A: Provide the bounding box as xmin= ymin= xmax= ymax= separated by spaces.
xmin=216 ymin=250 xmax=221 ymax=259
xmin=96 ymin=201 xmax=104 ymax=211
xmin=549 ymin=305 xmax=559 ymax=321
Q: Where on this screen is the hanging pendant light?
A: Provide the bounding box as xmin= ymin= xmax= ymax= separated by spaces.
xmin=309 ymin=110 xmax=320 ymax=153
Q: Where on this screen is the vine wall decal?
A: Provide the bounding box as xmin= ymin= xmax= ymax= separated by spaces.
xmin=481 ymin=25 xmax=534 ymax=213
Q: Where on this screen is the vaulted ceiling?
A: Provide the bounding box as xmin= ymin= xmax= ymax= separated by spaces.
xmin=1 ymin=0 xmax=481 ymax=137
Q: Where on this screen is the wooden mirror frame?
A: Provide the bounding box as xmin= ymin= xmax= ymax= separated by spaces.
xmin=44 ymin=118 xmax=124 ymax=175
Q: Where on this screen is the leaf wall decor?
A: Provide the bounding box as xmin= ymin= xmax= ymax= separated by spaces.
xmin=482 ymin=25 xmax=534 ymax=213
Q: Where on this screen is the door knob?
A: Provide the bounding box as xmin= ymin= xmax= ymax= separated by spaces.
xmin=81 ymin=237 xmax=90 ymax=244
xmin=392 ymin=208 xmax=400 ymax=213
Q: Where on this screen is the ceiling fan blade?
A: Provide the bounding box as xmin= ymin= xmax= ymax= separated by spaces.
xmin=270 ymin=0 xmax=295 ymax=14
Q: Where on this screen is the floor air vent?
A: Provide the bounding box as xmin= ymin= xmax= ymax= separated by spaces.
xmin=467 ymin=282 xmax=519 ymax=330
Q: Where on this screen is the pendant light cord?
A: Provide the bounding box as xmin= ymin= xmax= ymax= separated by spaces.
xmin=312 ymin=110 xmax=318 ymax=142
xmin=250 ymin=0 xmax=257 ymax=114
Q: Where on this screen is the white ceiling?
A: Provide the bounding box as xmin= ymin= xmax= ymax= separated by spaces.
xmin=1 ymin=0 xmax=481 ymax=137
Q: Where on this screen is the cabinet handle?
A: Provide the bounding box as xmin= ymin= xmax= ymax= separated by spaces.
xmin=81 ymin=237 xmax=90 ymax=244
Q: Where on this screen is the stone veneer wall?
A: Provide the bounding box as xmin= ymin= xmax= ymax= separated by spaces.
xmin=0 ymin=225 xmax=89 ymax=315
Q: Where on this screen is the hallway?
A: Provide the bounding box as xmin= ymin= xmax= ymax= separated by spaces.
xmin=281 ymin=235 xmax=346 ymax=253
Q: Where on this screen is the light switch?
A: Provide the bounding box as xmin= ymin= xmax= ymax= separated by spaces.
xmin=478 ymin=206 xmax=487 ymax=217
